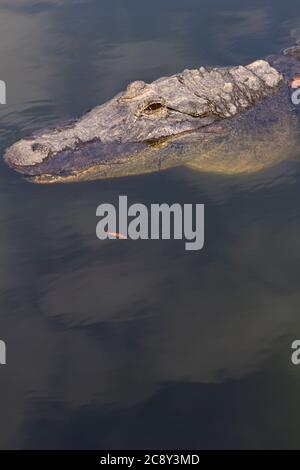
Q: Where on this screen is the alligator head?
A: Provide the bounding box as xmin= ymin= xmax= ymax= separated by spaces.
xmin=4 ymin=59 xmax=285 ymax=183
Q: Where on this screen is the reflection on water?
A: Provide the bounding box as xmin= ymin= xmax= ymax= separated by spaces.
xmin=1 ymin=0 xmax=300 ymax=449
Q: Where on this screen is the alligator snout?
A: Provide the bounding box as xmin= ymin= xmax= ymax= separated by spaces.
xmin=4 ymin=133 xmax=148 ymax=179
xmin=4 ymin=137 xmax=93 ymax=177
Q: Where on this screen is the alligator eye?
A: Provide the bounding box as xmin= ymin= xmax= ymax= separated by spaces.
xmin=142 ymin=102 xmax=166 ymax=114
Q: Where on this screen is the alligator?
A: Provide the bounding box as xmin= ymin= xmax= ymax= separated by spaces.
xmin=4 ymin=40 xmax=300 ymax=183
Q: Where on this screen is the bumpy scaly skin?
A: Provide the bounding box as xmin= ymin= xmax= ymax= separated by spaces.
xmin=4 ymin=42 xmax=300 ymax=183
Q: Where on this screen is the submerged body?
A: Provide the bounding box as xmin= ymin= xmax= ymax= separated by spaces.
xmin=4 ymin=41 xmax=300 ymax=183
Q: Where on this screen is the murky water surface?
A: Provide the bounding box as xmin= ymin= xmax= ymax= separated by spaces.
xmin=1 ymin=0 xmax=300 ymax=449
